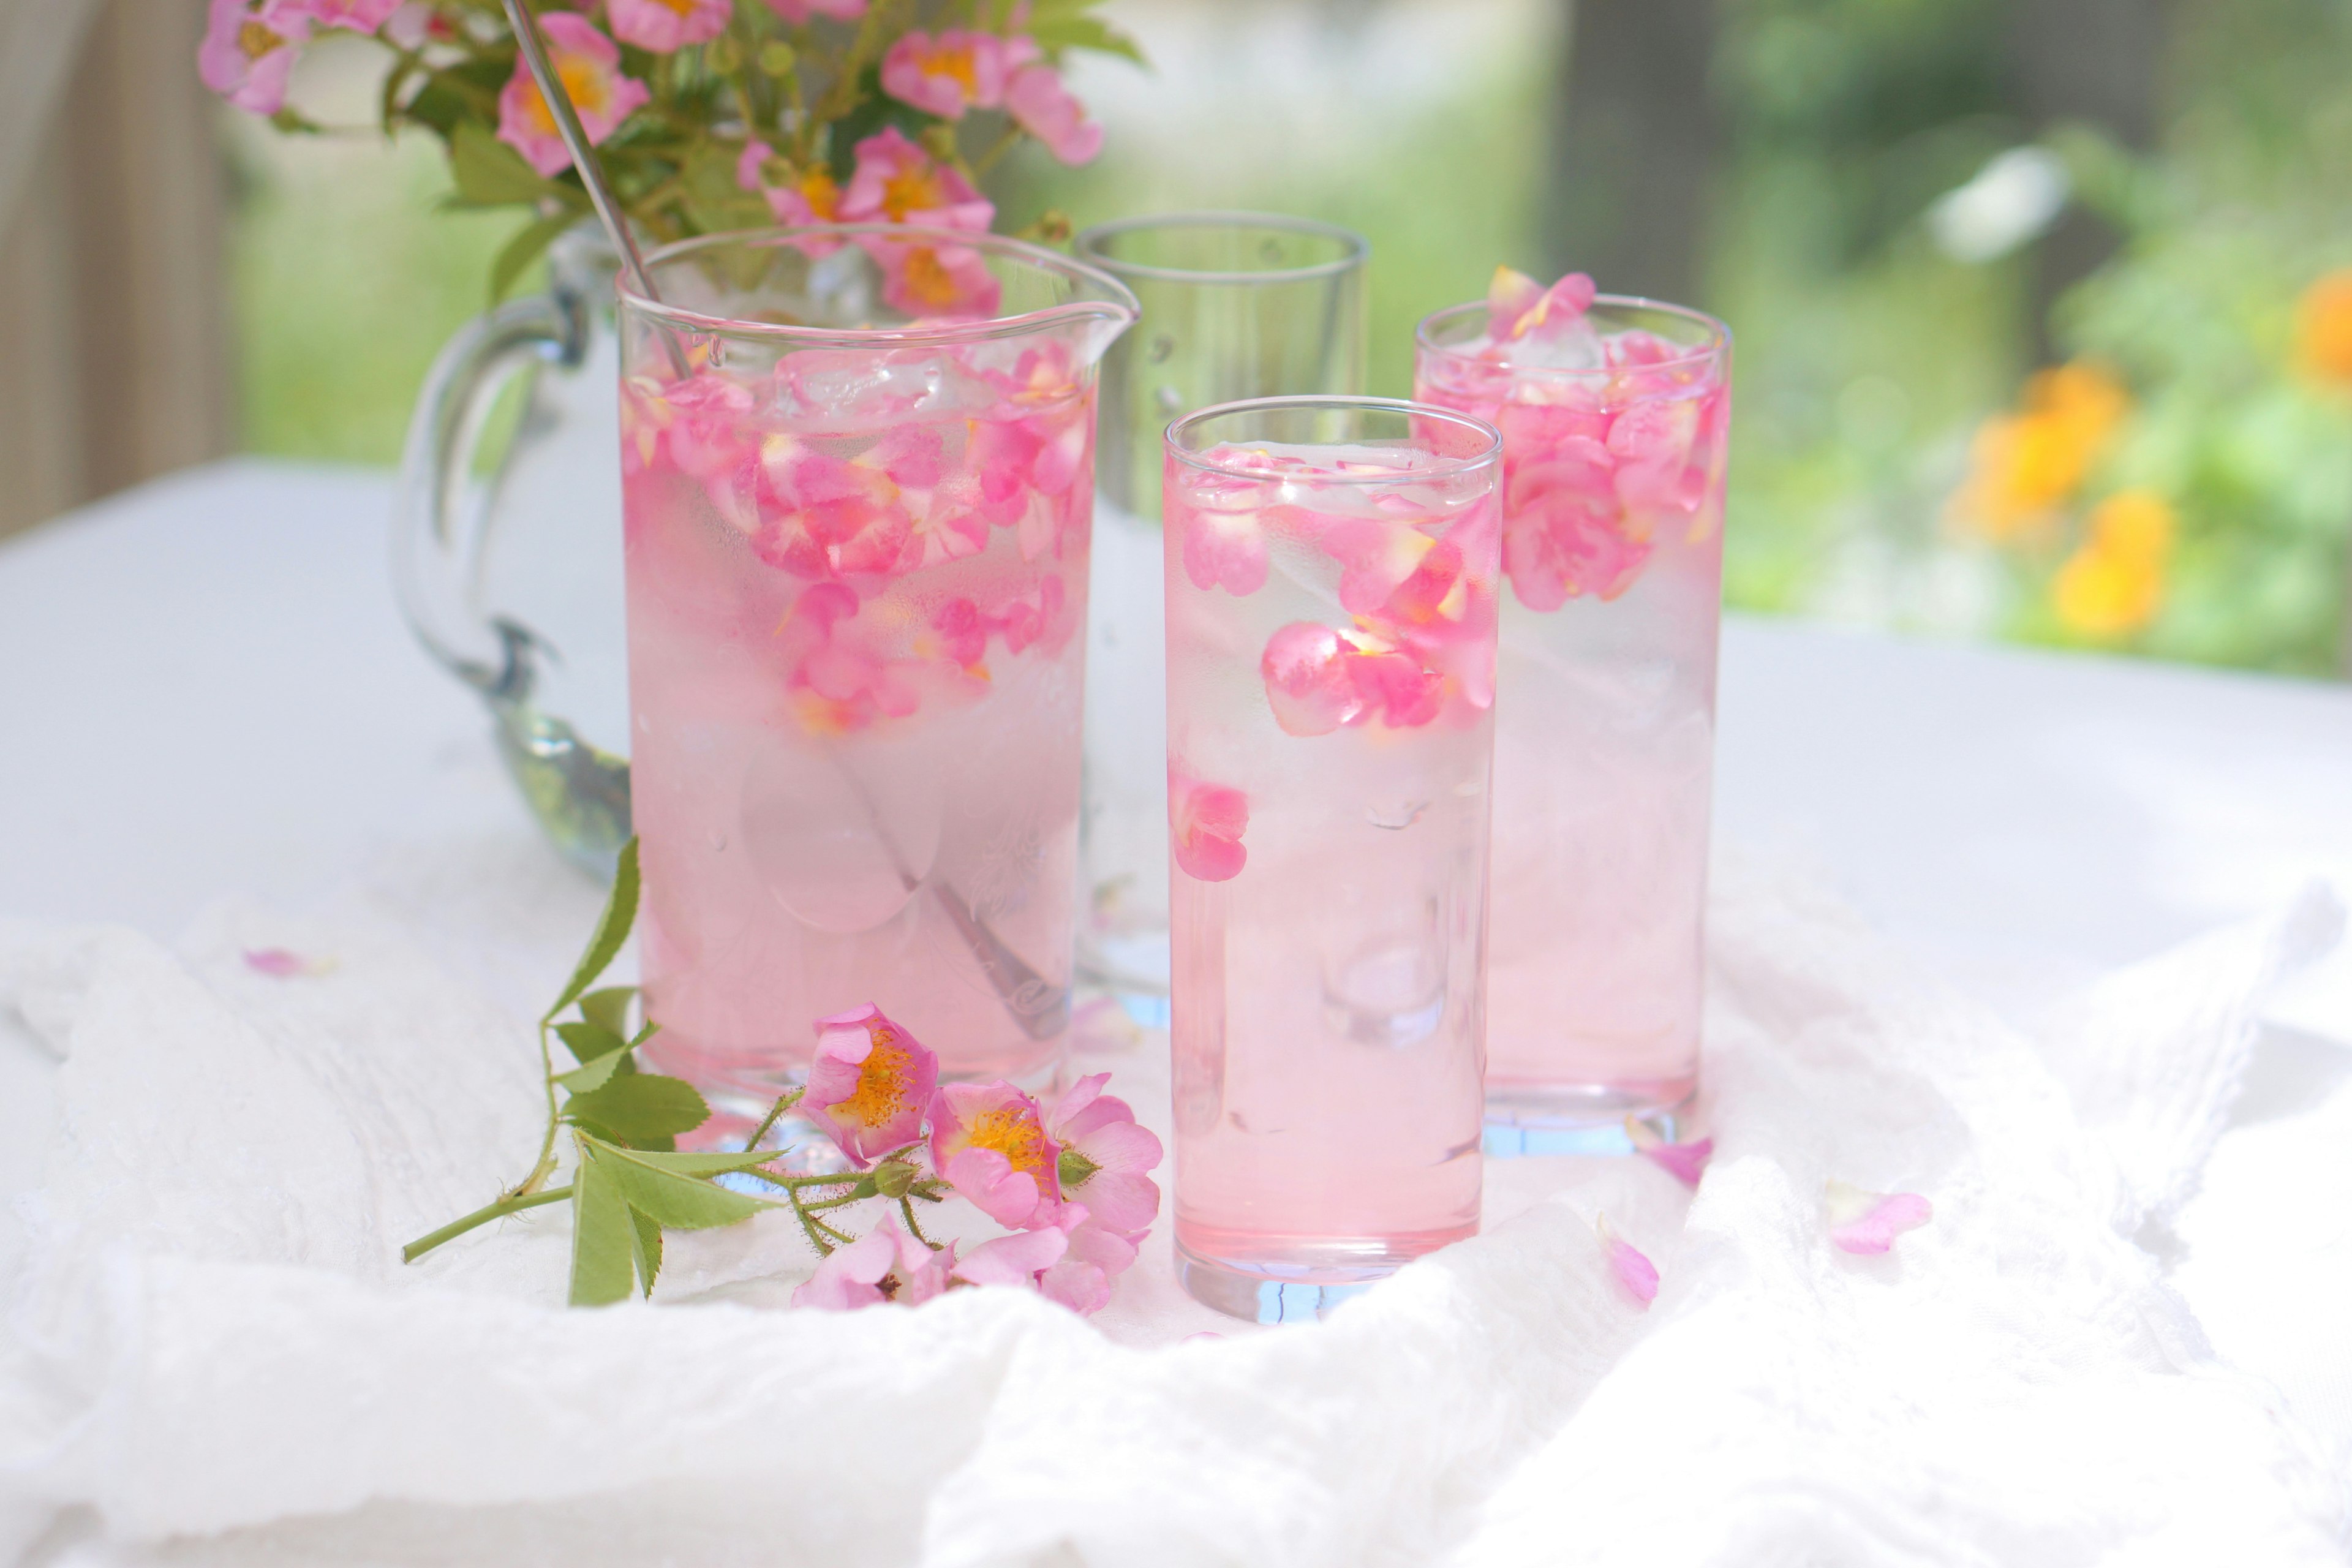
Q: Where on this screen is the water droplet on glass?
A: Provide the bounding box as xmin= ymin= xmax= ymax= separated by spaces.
xmin=1147 ymin=333 xmax=1176 ymax=364
xmin=1155 ymin=384 xmax=1183 ymax=415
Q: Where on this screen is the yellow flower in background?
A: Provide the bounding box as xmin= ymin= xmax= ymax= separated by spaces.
xmin=2052 ymin=489 xmax=2176 ymax=639
xmin=1952 ymin=362 xmax=2131 ymax=541
xmin=2296 ymin=270 xmax=2352 ymax=386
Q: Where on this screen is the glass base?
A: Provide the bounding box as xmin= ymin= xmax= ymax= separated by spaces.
xmin=1482 ymin=1078 xmax=1694 ymax=1158
xmin=1175 ymin=1229 xmax=1467 ymax=1323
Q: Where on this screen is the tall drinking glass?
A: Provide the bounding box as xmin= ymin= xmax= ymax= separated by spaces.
xmin=1163 ymin=396 xmax=1502 ymax=1321
xmin=1072 ymin=214 xmax=1369 ymax=1000
xmin=1414 ymin=296 xmax=1732 ymax=1140
xmin=617 ymin=227 xmax=1136 ymax=1122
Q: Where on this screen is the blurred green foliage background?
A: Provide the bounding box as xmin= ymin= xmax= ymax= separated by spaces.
xmin=230 ymin=0 xmax=2352 ymax=673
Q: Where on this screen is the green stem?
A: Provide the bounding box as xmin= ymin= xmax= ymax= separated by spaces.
xmin=402 ymin=1183 xmax=573 ymax=1263
xmin=743 ymin=1086 xmax=806 ymax=1153
xmin=510 ymin=1017 xmax=562 ymax=1198
xmin=899 ymin=1197 xmax=936 ymax=1249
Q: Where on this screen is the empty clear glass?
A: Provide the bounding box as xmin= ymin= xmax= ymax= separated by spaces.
xmin=1072 ymin=214 xmax=1370 ymax=1000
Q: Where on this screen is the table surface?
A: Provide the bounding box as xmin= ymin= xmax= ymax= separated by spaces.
xmin=6 ymin=459 xmax=2351 ymax=1455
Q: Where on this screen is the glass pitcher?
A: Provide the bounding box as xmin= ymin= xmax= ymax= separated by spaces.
xmin=394 ymin=225 xmax=631 ymax=875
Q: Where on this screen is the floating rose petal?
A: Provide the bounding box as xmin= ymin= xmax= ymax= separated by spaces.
xmin=1169 ymin=771 xmax=1249 ymax=883
xmin=799 ymin=1005 xmax=938 ymax=1167
xmin=1180 ymin=501 xmax=1269 ymax=597
xmin=1597 ymin=1213 xmax=1658 ymax=1308
xmin=930 ymin=1081 xmax=1061 ymax=1229
xmin=1261 ymin=622 xmax=1365 ymax=737
xmin=1488 ymin=266 xmax=1598 ymax=343
xmin=1623 ymin=1115 xmax=1713 ymax=1188
xmin=1827 ymin=1180 xmax=1933 ymax=1255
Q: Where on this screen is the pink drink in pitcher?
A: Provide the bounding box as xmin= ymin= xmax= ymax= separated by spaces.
xmin=1415 ymin=271 xmax=1731 ymax=1130
xmin=617 ymin=229 xmax=1134 ymax=1110
xmin=1161 ymin=398 xmax=1502 ymax=1317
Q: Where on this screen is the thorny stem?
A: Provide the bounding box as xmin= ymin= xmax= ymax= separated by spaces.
xmin=402 ymin=1183 xmax=573 ymax=1263
xmin=511 ymin=1017 xmax=563 ymax=1199
xmin=899 ymin=1197 xmax=936 ymax=1249
xmin=743 ymin=1087 xmax=807 ymax=1153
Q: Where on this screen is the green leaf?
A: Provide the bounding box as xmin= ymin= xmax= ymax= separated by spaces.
xmin=579 ymin=987 xmax=637 ymax=1039
xmin=583 ymin=1139 xmax=772 ymax=1230
xmin=450 ymin=120 xmax=556 ymax=209
xmin=568 ymin=1156 xmax=638 ymax=1306
xmin=564 ymin=1071 xmax=709 ymax=1145
xmin=556 ymin=1020 xmax=630 ymax=1066
xmin=628 ymin=1205 xmax=664 ymax=1298
xmin=554 ymin=1051 xmax=625 ymax=1095
xmin=1026 ymin=14 xmax=1145 ymax=64
xmin=491 ymin=210 xmax=573 ymax=304
xmin=545 ymin=838 xmax=640 ymax=1024
xmin=603 ymin=1145 xmax=797 ymax=1177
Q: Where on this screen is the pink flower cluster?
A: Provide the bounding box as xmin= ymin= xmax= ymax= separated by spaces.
xmin=790 ymin=1008 xmax=1162 ymax=1317
xmin=1415 ymin=267 xmax=1730 ymax=611
xmin=198 ymin=0 xmax=407 ymax=114
xmin=622 ymin=337 xmax=1094 ymax=734
xmin=739 ymin=126 xmax=1001 ymax=316
xmin=879 ymin=29 xmax=1104 ymax=165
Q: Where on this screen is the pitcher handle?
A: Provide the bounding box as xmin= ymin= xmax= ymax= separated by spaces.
xmin=392 ymin=286 xmax=590 ymax=698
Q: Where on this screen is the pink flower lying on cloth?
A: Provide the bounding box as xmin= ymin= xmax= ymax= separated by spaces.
xmin=241 ymin=948 xmax=334 ymax=978
xmin=1036 ymin=1203 xmax=1139 ymax=1315
xmin=1044 ymin=1073 xmax=1163 ymax=1236
xmin=606 ymin=0 xmax=731 ymax=53
xmin=790 ymin=1213 xmax=952 ymax=1310
xmin=1169 ymin=770 xmax=1248 ymax=883
xmin=1625 ymin=1115 xmax=1713 ymax=1188
xmin=199 ymin=0 xmax=311 ymax=115
xmin=1597 ymin=1213 xmax=1658 ymax=1308
xmin=1827 ymin=1180 xmax=1933 ymax=1254
xmin=1005 ymin=63 xmax=1104 ymax=165
xmin=880 ymin=29 xmax=1028 ymax=119
xmin=495 ymin=12 xmax=649 ymax=178
xmin=951 ymin=1224 xmax=1068 ymax=1288
xmin=798 ymin=1005 xmax=938 ymax=1167
xmin=1487 ymin=265 xmax=1598 ymax=344
xmin=765 ymin=0 xmax=866 ymax=21
xmin=930 ymin=1082 xmax=1062 ymax=1228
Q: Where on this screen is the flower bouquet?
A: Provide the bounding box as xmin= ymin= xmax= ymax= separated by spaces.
xmin=200 ymin=0 xmax=1138 ymax=297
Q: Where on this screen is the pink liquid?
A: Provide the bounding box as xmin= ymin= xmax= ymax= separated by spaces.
xmin=1416 ymin=302 xmax=1730 ymax=1123
xmin=1163 ymin=433 xmax=1498 ymax=1287
xmin=621 ymin=347 xmax=1098 ymax=1100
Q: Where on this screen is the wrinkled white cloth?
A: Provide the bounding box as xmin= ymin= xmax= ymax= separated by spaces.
xmin=0 ymin=867 xmax=2343 ymax=1567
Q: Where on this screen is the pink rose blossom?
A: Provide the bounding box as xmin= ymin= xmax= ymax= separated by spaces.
xmin=1625 ymin=1115 xmax=1713 ymax=1188
xmin=1036 ymin=1202 xmax=1140 ymax=1316
xmin=1169 ymin=770 xmax=1248 ymax=883
xmin=839 ymin=126 xmax=993 ymax=231
xmin=285 ymin=0 xmax=402 ymax=29
xmin=1005 ymin=64 xmax=1104 ymax=166
xmin=864 ymin=230 xmax=1004 ymax=319
xmin=199 ymin=0 xmax=311 ymax=115
xmin=1827 ymin=1180 xmax=1933 ymax=1255
xmin=798 ymin=1005 xmax=938 ymax=1167
xmin=765 ymin=0 xmax=867 ymax=21
xmin=606 ymin=0 xmax=730 ymax=53
xmin=1044 ymin=1073 xmax=1163 ymax=1237
xmin=880 ymin=29 xmax=1030 ymax=119
xmin=929 ymin=1081 xmax=1062 ymax=1229
xmin=495 ymin=13 xmax=649 ymax=178
xmin=790 ymin=1213 xmax=952 ymax=1309
xmin=735 ymin=140 xmax=844 ymax=247
xmin=951 ymin=1224 xmax=1068 ymax=1287
xmin=1597 ymin=1213 xmax=1658 ymax=1308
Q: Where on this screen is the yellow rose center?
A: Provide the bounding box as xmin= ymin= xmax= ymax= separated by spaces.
xmin=918 ymin=41 xmax=980 ymax=96
xmin=238 ymin=20 xmax=287 ymax=60
xmin=524 ymin=54 xmax=615 ymax=137
xmin=881 ymin=165 xmax=946 ymax=221
xmin=837 ymin=1031 xmax=916 ymax=1126
xmin=963 ymin=1105 xmax=1050 ymax=1177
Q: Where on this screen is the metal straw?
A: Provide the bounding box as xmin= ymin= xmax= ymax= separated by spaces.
xmin=499 ymin=0 xmax=1069 ymax=1043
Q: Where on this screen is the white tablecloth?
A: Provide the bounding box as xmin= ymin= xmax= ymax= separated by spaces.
xmin=4 ymin=460 xmax=2351 ymax=1521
